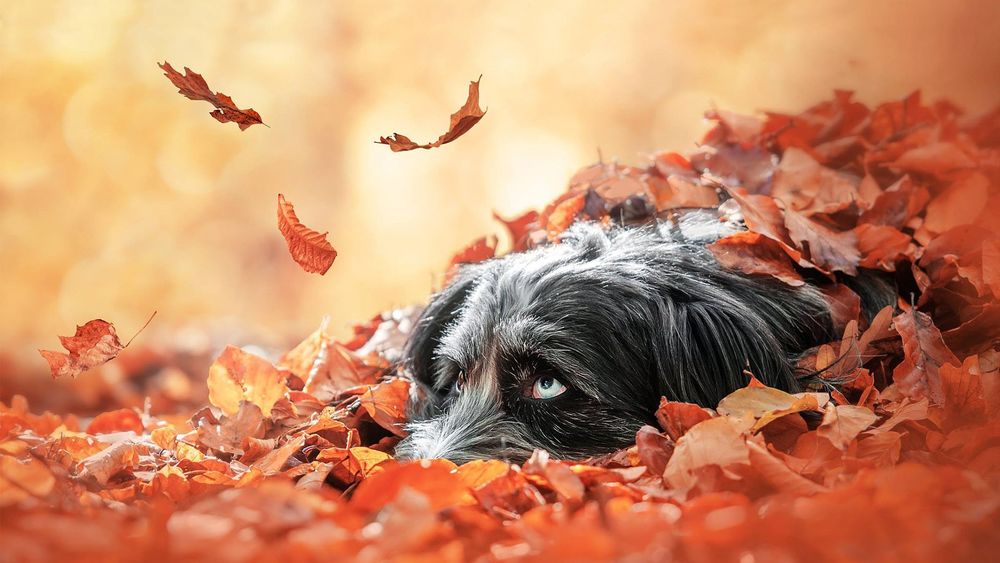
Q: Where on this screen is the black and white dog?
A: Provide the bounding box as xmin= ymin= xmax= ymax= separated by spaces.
xmin=395 ymin=212 xmax=893 ymax=463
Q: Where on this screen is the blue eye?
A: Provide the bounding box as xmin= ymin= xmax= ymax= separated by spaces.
xmin=530 ymin=375 xmax=567 ymax=400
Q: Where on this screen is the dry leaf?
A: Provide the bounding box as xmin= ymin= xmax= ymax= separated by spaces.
xmin=159 ymin=62 xmax=264 ymax=130
xmin=377 ymin=77 xmax=486 ymax=151
xmin=277 ymin=194 xmax=338 ymax=275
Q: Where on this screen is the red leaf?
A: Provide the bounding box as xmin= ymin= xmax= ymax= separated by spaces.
xmin=654 ymin=398 xmax=714 ymax=441
xmin=448 ymin=236 xmax=497 ymax=268
xmin=159 ymin=62 xmax=264 ymax=130
xmin=377 ymin=77 xmax=486 ymax=151
xmin=39 ymin=320 xmax=123 ymax=379
xmin=493 ymin=209 xmax=539 ymax=252
xmin=277 ymin=194 xmax=337 ymax=275
xmin=784 ymin=208 xmax=860 ymax=275
xmin=708 ymin=231 xmax=805 ymax=286
xmin=892 ymin=308 xmax=960 ymax=403
xmin=771 ymin=148 xmax=860 ymax=215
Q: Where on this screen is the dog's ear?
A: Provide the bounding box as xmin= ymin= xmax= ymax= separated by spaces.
xmin=651 ymin=297 xmax=801 ymax=406
xmin=405 ymin=266 xmax=481 ymax=391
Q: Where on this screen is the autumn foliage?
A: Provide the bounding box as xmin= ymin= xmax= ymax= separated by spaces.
xmin=3 ymin=91 xmax=999 ymax=562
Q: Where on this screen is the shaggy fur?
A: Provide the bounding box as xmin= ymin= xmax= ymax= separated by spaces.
xmin=395 ymin=213 xmax=893 ymax=463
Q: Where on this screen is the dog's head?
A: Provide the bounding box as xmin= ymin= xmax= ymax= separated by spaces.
xmin=395 ymin=221 xmax=835 ymax=463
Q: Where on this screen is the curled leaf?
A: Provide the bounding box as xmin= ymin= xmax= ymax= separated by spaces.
xmin=377 ymin=77 xmax=486 ymax=151
xmin=159 ymin=62 xmax=264 ymax=130
xmin=277 ymin=194 xmax=338 ymax=275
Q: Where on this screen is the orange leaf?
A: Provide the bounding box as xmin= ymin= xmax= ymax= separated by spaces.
xmin=159 ymin=61 xmax=264 ymax=130
xmin=358 ymin=378 xmax=410 ymax=437
xmin=448 ymin=236 xmax=497 ymax=268
xmin=351 ymin=460 xmax=473 ymax=513
xmin=277 ymin=194 xmax=338 ymax=275
xmin=377 ymin=76 xmax=486 ymax=151
xmin=207 ymin=346 xmax=288 ymax=417
xmin=816 ymin=404 xmax=877 ymax=450
xmin=38 ymin=320 xmax=123 ymax=379
xmin=87 ymin=408 xmax=143 ymax=435
xmin=654 ymin=398 xmax=714 ymax=441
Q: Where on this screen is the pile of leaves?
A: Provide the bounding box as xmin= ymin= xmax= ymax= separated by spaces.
xmin=3 ymin=91 xmax=1000 ymax=561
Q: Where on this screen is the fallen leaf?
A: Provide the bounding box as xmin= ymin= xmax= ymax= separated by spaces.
xmin=708 ymin=232 xmax=805 ymax=286
xmin=87 ymin=409 xmax=143 ymax=435
xmin=277 ymin=194 xmax=337 ymax=275
xmin=664 ymin=417 xmax=749 ymax=490
xmin=816 ymin=404 xmax=877 ymax=450
xmin=377 ymin=77 xmax=486 ymax=151
xmin=159 ymin=62 xmax=264 ymax=130
xmin=654 ymin=399 xmax=714 ymax=441
xmin=892 ymin=308 xmax=960 ymax=403
xmin=207 ymin=346 xmax=288 ymax=417
xmin=358 ymin=378 xmax=410 ymax=437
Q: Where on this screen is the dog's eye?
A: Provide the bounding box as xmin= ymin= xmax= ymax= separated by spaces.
xmin=529 ymin=375 xmax=567 ymax=400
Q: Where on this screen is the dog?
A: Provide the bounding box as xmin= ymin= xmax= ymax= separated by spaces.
xmin=394 ymin=211 xmax=894 ymax=463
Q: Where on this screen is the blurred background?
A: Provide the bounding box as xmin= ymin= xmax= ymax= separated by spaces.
xmin=2 ymin=0 xmax=999 ymax=407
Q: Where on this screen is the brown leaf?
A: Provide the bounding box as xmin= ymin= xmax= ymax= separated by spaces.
xmin=859 ymin=176 xmax=930 ymax=228
xmin=854 ymin=224 xmax=914 ymax=271
xmin=771 ymin=147 xmax=860 ymax=215
xmin=39 ymin=320 xmax=124 ymax=379
xmin=708 ymin=232 xmax=805 ymax=286
xmin=159 ymin=62 xmax=264 ymax=130
xmin=377 ymin=77 xmax=486 ymax=151
xmin=892 ymin=308 xmax=960 ymax=403
xmin=784 ymin=208 xmax=860 ymax=275
xmin=277 ymin=194 xmax=337 ymax=275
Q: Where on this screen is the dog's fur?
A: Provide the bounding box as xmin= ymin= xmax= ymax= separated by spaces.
xmin=395 ymin=213 xmax=893 ymax=463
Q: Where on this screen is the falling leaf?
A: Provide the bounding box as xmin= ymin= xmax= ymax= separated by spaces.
xmin=277 ymin=194 xmax=338 ymax=275
xmin=377 ymin=77 xmax=486 ymax=151
xmin=159 ymin=62 xmax=264 ymax=130
xmin=39 ymin=320 xmax=124 ymax=379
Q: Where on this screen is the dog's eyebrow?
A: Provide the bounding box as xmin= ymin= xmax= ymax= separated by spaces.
xmin=493 ymin=316 xmax=602 ymax=398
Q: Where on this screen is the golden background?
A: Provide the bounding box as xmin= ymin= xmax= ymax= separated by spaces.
xmin=2 ymin=0 xmax=999 ymax=382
